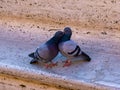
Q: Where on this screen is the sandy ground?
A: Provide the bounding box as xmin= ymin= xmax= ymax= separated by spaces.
xmin=0 ymin=0 xmax=120 ymax=29
xmin=0 ymin=15 xmax=120 ymax=89
xmin=0 ymin=74 xmax=65 ymax=90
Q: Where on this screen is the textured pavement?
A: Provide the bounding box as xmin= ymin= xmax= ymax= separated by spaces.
xmin=0 ymin=17 xmax=120 ymax=90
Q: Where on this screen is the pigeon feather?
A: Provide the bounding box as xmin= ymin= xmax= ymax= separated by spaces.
xmin=59 ymin=27 xmax=91 ymax=61
xmin=29 ymin=31 xmax=64 ymax=64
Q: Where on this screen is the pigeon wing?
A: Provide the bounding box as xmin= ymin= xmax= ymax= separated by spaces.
xmin=36 ymin=43 xmax=58 ymax=63
xmin=35 ymin=43 xmax=51 ymax=62
xmin=59 ymin=40 xmax=80 ymax=57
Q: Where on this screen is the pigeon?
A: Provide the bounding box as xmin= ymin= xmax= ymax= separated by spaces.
xmin=58 ymin=27 xmax=91 ymax=67
xmin=29 ymin=31 xmax=64 ymax=68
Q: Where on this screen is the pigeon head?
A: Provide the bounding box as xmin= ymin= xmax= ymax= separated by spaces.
xmin=64 ymin=27 xmax=72 ymax=37
xmin=46 ymin=31 xmax=64 ymax=44
xmin=54 ymin=31 xmax=64 ymax=39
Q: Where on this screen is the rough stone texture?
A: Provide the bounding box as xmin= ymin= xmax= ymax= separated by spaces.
xmin=0 ymin=74 xmax=64 ymax=90
xmin=0 ymin=0 xmax=120 ymax=29
xmin=0 ymin=0 xmax=120 ymax=90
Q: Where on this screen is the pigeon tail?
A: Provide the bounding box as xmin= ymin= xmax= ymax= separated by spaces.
xmin=30 ymin=59 xmax=38 ymax=64
xmin=28 ymin=52 xmax=35 ymax=58
xmin=81 ymin=52 xmax=91 ymax=61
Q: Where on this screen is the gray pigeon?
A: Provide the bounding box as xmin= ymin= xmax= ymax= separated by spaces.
xmin=29 ymin=31 xmax=64 ymax=68
xmin=58 ymin=27 xmax=91 ymax=67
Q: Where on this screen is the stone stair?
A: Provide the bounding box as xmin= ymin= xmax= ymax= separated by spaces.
xmin=0 ymin=0 xmax=120 ymax=90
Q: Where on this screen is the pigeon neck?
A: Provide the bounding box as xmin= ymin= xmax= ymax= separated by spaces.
xmin=46 ymin=36 xmax=59 ymax=44
xmin=60 ymin=35 xmax=71 ymax=42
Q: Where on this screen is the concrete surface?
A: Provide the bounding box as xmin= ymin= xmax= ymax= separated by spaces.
xmin=0 ymin=16 xmax=120 ymax=90
xmin=0 ymin=0 xmax=120 ymax=90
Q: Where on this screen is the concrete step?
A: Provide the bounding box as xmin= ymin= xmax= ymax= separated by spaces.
xmin=0 ymin=74 xmax=63 ymax=90
xmin=0 ymin=0 xmax=120 ymax=89
xmin=0 ymin=17 xmax=120 ymax=90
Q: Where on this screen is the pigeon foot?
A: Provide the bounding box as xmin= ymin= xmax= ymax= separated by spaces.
xmin=63 ymin=60 xmax=72 ymax=67
xmin=45 ymin=62 xmax=58 ymax=68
